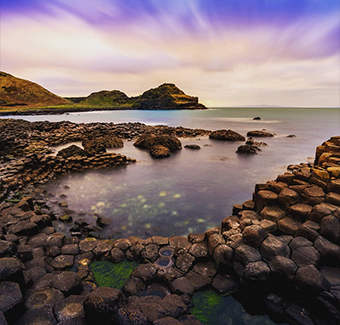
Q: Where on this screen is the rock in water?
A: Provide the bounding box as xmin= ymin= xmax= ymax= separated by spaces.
xmin=150 ymin=145 xmax=171 ymax=158
xmin=134 ymin=134 xmax=182 ymax=158
xmin=253 ymin=117 xmax=261 ymax=120
xmin=184 ymin=144 xmax=201 ymax=150
xmin=236 ymin=145 xmax=258 ymax=154
xmin=247 ymin=130 xmax=274 ymax=137
xmin=209 ymin=129 xmax=245 ymax=141
xmin=57 ymin=145 xmax=87 ymax=158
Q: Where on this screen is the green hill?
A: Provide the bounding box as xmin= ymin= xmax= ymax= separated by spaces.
xmin=0 ymin=72 xmax=70 ymax=107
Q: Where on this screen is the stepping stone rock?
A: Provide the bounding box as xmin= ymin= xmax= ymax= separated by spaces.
xmin=54 ymin=295 xmax=86 ymax=322
xmin=289 ymin=237 xmax=313 ymax=251
xmin=243 ymin=261 xmax=270 ymax=283
xmin=269 ymin=256 xmax=298 ymax=281
xmin=132 ymin=264 xmax=157 ymax=282
xmin=309 ymin=202 xmax=339 ymax=223
xmin=256 ymin=191 xmax=278 ymax=211
xmin=84 ymin=287 xmax=123 ymax=324
xmin=50 ymin=255 xmax=74 ymax=270
xmin=169 ymin=277 xmax=194 ymax=296
xmin=260 ymin=205 xmax=285 ymax=222
xmin=0 ymin=257 xmax=25 ymax=287
xmin=15 ymin=306 xmax=57 ymax=325
xmin=116 ymin=307 xmax=152 ymax=325
xmin=295 ymin=221 xmax=320 ymax=241
xmin=260 ymin=236 xmax=290 ymax=262
xmin=188 ymin=243 xmax=208 ymax=258
xmin=301 ymin=186 xmax=325 ymax=205
xmin=193 ymin=261 xmax=217 ymax=278
xmin=277 ymin=217 xmax=301 ymax=235
xmin=326 ymin=192 xmax=340 ymax=207
xmin=295 ymin=265 xmax=330 ymax=292
xmin=327 ymin=179 xmax=340 ymax=194
xmin=243 ymin=225 xmax=267 ymax=247
xmin=291 ymin=246 xmax=320 ymax=267
xmin=0 ymin=281 xmax=23 ymax=322
xmin=0 ymin=240 xmax=17 ymax=258
xmin=235 ymin=245 xmax=262 ymax=266
xmin=314 ymin=236 xmax=340 ymax=262
xmin=25 ymin=287 xmax=64 ymax=310
xmin=278 ymin=188 xmax=300 ymax=209
xmin=288 ymin=203 xmax=312 ymax=222
xmin=320 ymin=215 xmax=339 ymax=243
xmin=213 ymin=244 xmax=233 ymax=266
xmin=175 ymin=253 xmax=195 ymax=273
xmin=211 ymin=274 xmax=238 ymax=294
xmin=185 ymin=271 xmax=210 ymax=290
xmin=51 ymin=271 xmax=83 ymax=297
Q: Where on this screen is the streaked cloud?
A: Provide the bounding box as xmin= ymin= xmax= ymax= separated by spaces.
xmin=0 ymin=0 xmax=339 ymax=106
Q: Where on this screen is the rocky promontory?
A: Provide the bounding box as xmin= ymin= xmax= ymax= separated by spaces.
xmin=0 ymin=72 xmax=207 ymax=113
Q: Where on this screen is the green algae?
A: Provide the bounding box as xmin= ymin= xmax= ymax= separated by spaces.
xmin=90 ymin=260 xmax=138 ymax=290
xmin=192 ymin=290 xmax=282 ymax=325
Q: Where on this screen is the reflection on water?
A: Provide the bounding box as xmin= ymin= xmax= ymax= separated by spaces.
xmin=39 ymin=108 xmax=339 ymax=238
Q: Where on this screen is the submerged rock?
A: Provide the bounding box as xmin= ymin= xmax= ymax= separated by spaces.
xmin=236 ymin=144 xmax=258 ymax=154
xmin=184 ymin=144 xmax=201 ymax=150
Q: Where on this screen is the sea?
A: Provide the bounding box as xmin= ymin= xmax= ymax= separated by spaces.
xmin=4 ymin=107 xmax=340 ymax=324
xmin=6 ymin=107 xmax=340 ymax=239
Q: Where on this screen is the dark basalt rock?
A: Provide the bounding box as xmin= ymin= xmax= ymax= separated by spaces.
xmin=150 ymin=145 xmax=171 ymax=158
xmin=57 ymin=145 xmax=87 ymax=158
xmin=236 ymin=144 xmax=258 ymax=154
xmin=184 ymin=144 xmax=201 ymax=150
xmin=0 ymin=281 xmax=24 ymax=322
xmin=84 ymin=287 xmax=123 ymax=324
xmin=15 ymin=306 xmax=57 ymax=325
xmin=51 ymin=271 xmax=83 ymax=297
xmin=209 ymin=129 xmax=245 ymax=141
xmin=247 ymin=130 xmax=274 ymax=137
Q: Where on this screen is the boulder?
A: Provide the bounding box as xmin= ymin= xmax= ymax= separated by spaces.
xmin=150 ymin=145 xmax=171 ymax=158
xmin=57 ymin=145 xmax=87 ymax=158
xmin=236 ymin=145 xmax=258 ymax=154
xmin=209 ymin=129 xmax=245 ymax=141
xmin=15 ymin=306 xmax=57 ymax=325
xmin=277 ymin=217 xmax=301 ymax=235
xmin=134 ymin=134 xmax=182 ymax=152
xmin=54 ymin=295 xmax=86 ymax=323
xmin=301 ymin=186 xmax=325 ymax=205
xmin=84 ymin=287 xmax=123 ymax=324
xmin=211 ymin=274 xmax=238 ymax=294
xmin=184 ymin=144 xmax=200 ymax=150
xmin=0 ymin=240 xmax=17 ymax=257
xmin=247 ymin=130 xmax=274 ymax=137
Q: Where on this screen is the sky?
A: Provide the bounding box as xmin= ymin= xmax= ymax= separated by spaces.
xmin=1 ymin=0 xmax=339 ymax=107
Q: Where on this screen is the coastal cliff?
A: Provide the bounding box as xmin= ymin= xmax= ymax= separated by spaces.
xmin=0 ymin=72 xmax=207 ymax=113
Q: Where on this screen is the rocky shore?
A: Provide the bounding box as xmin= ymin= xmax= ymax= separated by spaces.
xmin=0 ymin=119 xmax=339 ymax=325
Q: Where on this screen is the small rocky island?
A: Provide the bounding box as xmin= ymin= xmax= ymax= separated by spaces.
xmin=0 ymin=119 xmax=340 ymax=325
xmin=0 ymin=72 xmax=207 ymax=114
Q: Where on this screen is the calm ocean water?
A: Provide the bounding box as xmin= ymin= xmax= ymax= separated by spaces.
xmin=6 ymin=108 xmax=340 ymax=238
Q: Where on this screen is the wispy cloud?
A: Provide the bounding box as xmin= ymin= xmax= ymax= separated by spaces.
xmin=0 ymin=0 xmax=339 ymax=106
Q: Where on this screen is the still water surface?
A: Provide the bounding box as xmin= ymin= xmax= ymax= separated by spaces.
xmin=7 ymin=108 xmax=340 ymax=238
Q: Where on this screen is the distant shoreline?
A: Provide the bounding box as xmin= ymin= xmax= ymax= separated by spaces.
xmin=0 ymin=106 xmax=209 ymax=116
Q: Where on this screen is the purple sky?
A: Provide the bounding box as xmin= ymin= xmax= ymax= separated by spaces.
xmin=1 ymin=0 xmax=339 ymax=107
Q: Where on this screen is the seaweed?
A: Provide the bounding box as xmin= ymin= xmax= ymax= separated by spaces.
xmin=90 ymin=260 xmax=138 ymax=290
